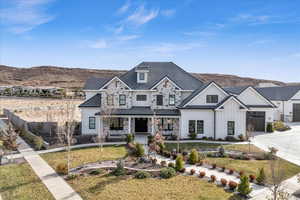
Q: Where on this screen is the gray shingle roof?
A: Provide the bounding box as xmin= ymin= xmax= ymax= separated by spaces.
xmin=256 ymin=86 xmax=300 ymax=101
xmin=79 ymin=93 xmax=101 ymax=107
xmin=83 ymin=77 xmax=112 ymax=90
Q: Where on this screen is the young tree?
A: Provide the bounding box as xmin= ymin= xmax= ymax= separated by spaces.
xmin=238 ymin=175 xmax=252 ymax=197
xmin=246 ymin=124 xmax=254 ymax=153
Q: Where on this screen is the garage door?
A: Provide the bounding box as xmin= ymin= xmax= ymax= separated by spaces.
xmin=293 ymin=104 xmax=300 ymax=122
xmin=247 ymin=111 xmax=266 ymax=132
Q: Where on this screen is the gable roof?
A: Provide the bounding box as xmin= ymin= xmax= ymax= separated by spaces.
xmin=150 ymin=75 xmax=183 ymax=90
xmin=79 ymin=93 xmax=101 ymax=108
xmin=99 ymin=76 xmax=132 ymax=90
xmin=256 ymin=86 xmax=300 ymax=101
xmin=215 ymin=95 xmax=248 ymax=110
xmin=83 ymin=77 xmax=112 ymax=90
xmin=119 ymin=62 xmax=203 ymax=90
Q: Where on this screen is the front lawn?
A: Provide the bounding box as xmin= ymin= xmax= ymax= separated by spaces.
xmin=41 ymin=146 xmax=127 ymax=169
xmin=0 ymin=163 xmax=54 ymax=200
xmin=68 ymin=174 xmax=241 ymax=200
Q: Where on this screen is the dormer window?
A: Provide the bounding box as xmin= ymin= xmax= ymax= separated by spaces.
xmin=135 ymin=67 xmax=149 ymax=83
xmin=206 ymin=95 xmax=218 ymax=103
xmin=139 ymin=72 xmax=145 ymax=81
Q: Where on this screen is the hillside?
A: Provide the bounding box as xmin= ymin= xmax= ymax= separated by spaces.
xmin=0 ymin=65 xmax=287 ymax=89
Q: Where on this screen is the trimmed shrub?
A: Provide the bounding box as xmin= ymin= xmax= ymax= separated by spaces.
xmin=89 ymin=169 xmax=103 ymax=175
xmin=134 ymin=171 xmax=151 ymax=179
xmin=229 ymin=181 xmax=238 ymax=191
xmin=56 ymin=163 xmax=68 ymax=175
xmin=160 ymin=167 xmax=176 ymax=179
xmin=249 ymin=174 xmax=256 ymax=182
xmin=126 ymin=134 xmax=134 ymax=144
xmin=33 ymin=136 xmax=44 ymax=150
xmin=266 ymin=123 xmax=274 ymax=133
xmin=229 ymin=169 xmax=234 ymax=175
xmin=199 ymin=171 xmax=206 ymax=178
xmin=189 ymin=149 xmax=199 ymax=164
xmin=273 ymin=121 xmax=291 ymax=132
xmin=135 ymin=143 xmax=145 ymax=157
xmin=190 ymin=169 xmax=196 ymax=175
xmin=238 ymin=134 xmax=246 ymax=141
xmin=238 ymin=176 xmax=252 ymax=197
xmin=112 ymin=160 xmax=126 ymax=176
xmin=160 ymin=160 xmax=167 ymax=167
xmin=210 ymin=175 xmax=216 ymax=182
xmin=66 ymin=173 xmax=77 ymax=180
xmin=175 ymin=154 xmax=184 ymax=172
xmin=189 ymin=132 xmax=197 ymax=140
xmin=225 ymin=136 xmax=238 ymax=142
xmin=221 ymin=178 xmax=227 ymax=187
xmin=168 ymin=162 xmax=175 ymax=168
xmin=256 ymin=168 xmax=266 ymax=185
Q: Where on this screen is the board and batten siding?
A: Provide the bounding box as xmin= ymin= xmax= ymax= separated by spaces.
xmin=180 ymin=109 xmax=214 ymax=139
xmin=215 ymin=99 xmax=247 ymax=139
xmin=237 ymin=88 xmax=269 ymax=106
xmin=81 ymin=107 xmax=101 ymax=135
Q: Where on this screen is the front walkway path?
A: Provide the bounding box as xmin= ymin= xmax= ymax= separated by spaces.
xmin=17 ymin=136 xmax=82 ymax=200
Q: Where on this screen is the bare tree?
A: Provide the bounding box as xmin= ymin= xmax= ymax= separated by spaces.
xmin=246 ymin=124 xmax=254 ymax=153
xmin=99 ymin=106 xmax=116 ymax=152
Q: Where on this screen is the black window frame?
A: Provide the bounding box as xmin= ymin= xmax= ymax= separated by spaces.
xmin=159 ymin=118 xmax=173 ymax=131
xmin=89 ymin=117 xmax=96 ymax=129
xmin=136 ymin=94 xmax=147 ymax=101
xmin=119 ymin=94 xmax=126 ymax=106
xmin=110 ymin=118 xmax=124 ymax=130
xmin=206 ymin=95 xmax=218 ymax=103
xmin=196 ymin=120 xmax=204 ymax=134
xmin=169 ymin=94 xmax=175 ymax=106
xmin=156 ymin=95 xmax=163 ymax=106
xmin=188 ymin=120 xmax=196 ymax=134
xmin=227 ymin=121 xmax=235 ymax=135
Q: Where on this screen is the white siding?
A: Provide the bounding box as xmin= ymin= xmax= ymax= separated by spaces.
xmin=81 ymin=108 xmax=101 ymax=135
xmin=180 ymin=109 xmax=214 ymax=139
xmin=238 ymin=88 xmax=269 ymax=105
xmin=291 ymin=90 xmax=300 ymax=100
xmin=187 ymin=84 xmax=228 ymax=106
xmin=215 ymin=99 xmax=247 ymax=139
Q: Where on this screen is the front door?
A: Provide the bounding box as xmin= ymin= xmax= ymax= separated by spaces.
xmin=293 ymin=104 xmax=300 ymax=122
xmin=135 ymin=118 xmax=148 ymax=133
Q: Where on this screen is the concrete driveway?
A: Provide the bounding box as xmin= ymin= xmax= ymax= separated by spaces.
xmin=252 ymin=123 xmax=300 ymax=166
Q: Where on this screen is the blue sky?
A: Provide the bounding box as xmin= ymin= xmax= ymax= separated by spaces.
xmin=1 ymin=0 xmax=300 ymax=82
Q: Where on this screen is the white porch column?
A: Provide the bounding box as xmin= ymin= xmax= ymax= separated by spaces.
xmin=151 ymin=117 xmax=155 ymax=135
xmin=128 ymin=116 xmax=131 ymax=134
xmin=99 ymin=116 xmax=103 ymax=139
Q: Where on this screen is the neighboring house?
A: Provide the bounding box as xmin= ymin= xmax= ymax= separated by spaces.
xmin=79 ymin=62 xmax=277 ymax=140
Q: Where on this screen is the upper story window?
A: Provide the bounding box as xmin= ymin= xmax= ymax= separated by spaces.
xmin=227 ymin=121 xmax=235 ymax=135
xmin=119 ymin=94 xmax=126 ymax=106
xmin=206 ymin=95 xmax=218 ymax=103
xmin=136 ymin=71 xmax=148 ymax=83
xmin=136 ymin=94 xmax=147 ymax=101
xmin=107 ymin=94 xmax=114 ymax=106
xmin=156 ymin=95 xmax=163 ymax=106
xmin=139 ymin=72 xmax=145 ymax=81
xmin=169 ymin=94 xmax=175 ymax=106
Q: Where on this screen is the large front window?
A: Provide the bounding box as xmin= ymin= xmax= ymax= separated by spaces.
xmin=159 ymin=118 xmax=173 ymax=131
xmin=189 ymin=120 xmax=204 ymax=134
xmin=110 ymin=118 xmax=124 ymax=130
xmin=136 ymin=94 xmax=147 ymax=101
xmin=227 ymin=121 xmax=235 ymax=135
xmin=189 ymin=120 xmax=195 ymax=133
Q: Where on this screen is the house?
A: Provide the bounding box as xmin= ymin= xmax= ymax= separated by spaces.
xmin=79 ymin=62 xmax=277 ymax=140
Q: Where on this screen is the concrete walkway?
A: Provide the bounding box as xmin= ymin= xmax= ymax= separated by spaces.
xmin=17 ymin=136 xmax=82 ymax=200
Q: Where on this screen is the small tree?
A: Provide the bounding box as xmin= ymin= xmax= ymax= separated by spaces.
xmin=246 ymin=124 xmax=254 ymax=153
xmin=257 ymin=167 xmax=266 ymax=185
xmin=189 ymin=149 xmax=199 ymax=164
xmin=238 ymin=175 xmax=252 ymax=197
xmin=135 ymin=143 xmax=145 ymax=157
xmin=175 ymin=154 xmax=184 ymax=171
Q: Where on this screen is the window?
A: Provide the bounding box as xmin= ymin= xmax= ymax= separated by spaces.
xmin=159 ymin=119 xmax=173 ymax=131
xmin=227 ymin=121 xmax=235 ymax=135
xmin=206 ymin=95 xmax=218 ymax=103
xmin=107 ymin=95 xmax=114 ymax=106
xmin=136 ymin=94 xmax=147 ymax=101
xmin=110 ymin=118 xmax=124 ymax=130
xmin=156 ymin=95 xmax=163 ymax=106
xmin=189 ymin=120 xmax=196 ymax=133
xmin=196 ymin=120 xmax=204 ymax=134
xmin=89 ymin=117 xmax=96 ymax=129
xmin=119 ymin=94 xmax=126 ymax=106
xmin=169 ymin=94 xmax=175 ymax=106
xmin=139 ymin=72 xmax=145 ymax=81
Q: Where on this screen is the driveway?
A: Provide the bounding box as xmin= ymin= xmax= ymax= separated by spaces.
xmin=252 ymin=123 xmax=300 ymax=166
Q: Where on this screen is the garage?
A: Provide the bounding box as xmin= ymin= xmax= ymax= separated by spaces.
xmin=293 ymin=104 xmax=300 ymax=122
xmin=246 ymin=111 xmax=266 ymax=132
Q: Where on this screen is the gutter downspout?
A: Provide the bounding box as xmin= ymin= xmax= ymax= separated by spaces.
xmin=213 ymin=110 xmax=216 ymax=140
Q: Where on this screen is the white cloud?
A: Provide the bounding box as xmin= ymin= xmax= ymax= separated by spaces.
xmin=0 ymin=0 xmax=55 ymax=34
xmin=161 ymin=9 xmax=176 ymax=17
xmin=117 ymin=35 xmax=140 ymax=41
xmin=88 ymin=39 xmax=108 ymax=49
xmin=117 ymin=1 xmax=130 ymax=14
xmin=126 ymin=5 xmax=159 ymax=26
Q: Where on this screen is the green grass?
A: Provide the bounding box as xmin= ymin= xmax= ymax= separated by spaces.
xmin=41 ymin=146 xmax=127 ymax=169
xmin=0 ymin=163 xmax=54 ymax=200
xmin=68 ymin=174 xmax=241 ymax=200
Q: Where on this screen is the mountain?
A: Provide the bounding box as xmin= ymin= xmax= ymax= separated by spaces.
xmin=0 ymin=65 xmax=289 ymax=89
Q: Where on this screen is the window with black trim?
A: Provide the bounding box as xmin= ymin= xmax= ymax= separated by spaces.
xmin=156 ymin=95 xmax=163 ymax=106
xmin=159 ymin=118 xmax=173 ymax=131
xmin=110 ymin=118 xmax=124 ymax=130
xmin=189 ymin=120 xmax=196 ymax=133
xmin=119 ymin=94 xmax=126 ymax=106
xmin=196 ymin=120 xmax=204 ymax=134
xmin=89 ymin=117 xmax=96 ymax=129
xmin=206 ymin=95 xmax=218 ymax=103
xmin=169 ymin=94 xmax=175 ymax=106
xmin=136 ymin=94 xmax=147 ymax=101
xmin=227 ymin=121 xmax=235 ymax=135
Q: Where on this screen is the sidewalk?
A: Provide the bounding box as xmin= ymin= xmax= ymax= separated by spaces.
xmin=17 ymin=136 xmax=82 ymax=200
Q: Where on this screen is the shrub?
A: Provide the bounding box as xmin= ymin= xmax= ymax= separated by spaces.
xmin=160 ymin=160 xmax=167 ymax=167
xmin=198 ymin=152 xmax=206 ymax=161
xmin=239 ymin=171 xmax=244 ymax=176
xmin=229 ymin=181 xmax=238 ymax=191
xmin=256 ymin=168 xmax=266 ymax=185
xmin=134 ymin=171 xmax=151 ymax=179
xmin=33 ymin=136 xmax=44 ymax=150
xmin=168 ymin=162 xmax=175 ymax=168
xmin=189 ymin=149 xmax=199 ymax=164
xmin=56 ymin=163 xmax=68 ymax=175
xmin=199 ymin=171 xmax=206 ymax=178
xmin=238 ymin=176 xmax=252 ymax=197
xmin=221 ymin=178 xmax=227 ymax=187
xmin=89 ymin=169 xmax=103 ymax=175
xmin=180 ymin=168 xmax=186 ymax=173
xmin=135 ymin=143 xmax=145 ymax=157
xmin=238 ymin=134 xmax=245 ymax=141
xmin=175 ymin=154 xmax=184 ymax=172
xmin=273 ymin=121 xmax=291 ymax=132
xmin=225 ymin=136 xmax=238 ymax=141
xmin=210 ymin=175 xmax=216 ymax=182
xmin=190 ymin=169 xmax=196 ymax=175
xmin=266 ymin=123 xmax=274 ymax=133
xmin=152 ymin=158 xmax=157 ymax=164
xmin=229 ymin=169 xmax=234 ymax=175
xmin=218 ymin=145 xmax=225 ymax=157
xmin=189 ymin=132 xmax=197 ymax=140
xmin=66 ymin=173 xmax=77 ymax=180
xmin=160 ymin=167 xmax=176 ymax=179
xmin=249 ymin=174 xmax=256 ymax=182
xmin=126 ymin=134 xmax=134 ymax=144
xmin=212 ymin=163 xmax=217 ymax=169
xmin=112 ymin=160 xmax=126 ymax=176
